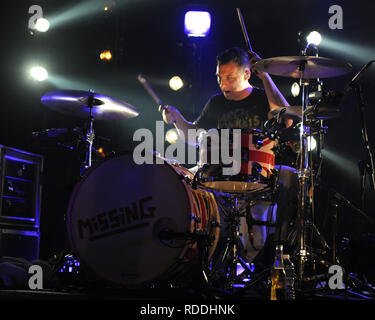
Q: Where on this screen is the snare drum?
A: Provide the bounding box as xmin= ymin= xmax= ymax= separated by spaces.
xmin=66 ymin=154 xmax=220 ymax=286
xmin=198 ymin=129 xmax=276 ymax=193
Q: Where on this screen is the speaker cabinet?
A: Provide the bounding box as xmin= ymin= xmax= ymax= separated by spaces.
xmin=0 ymin=145 xmax=43 ymax=230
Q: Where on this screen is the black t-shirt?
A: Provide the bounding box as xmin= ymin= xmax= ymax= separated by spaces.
xmin=194 ymin=87 xmax=269 ymax=130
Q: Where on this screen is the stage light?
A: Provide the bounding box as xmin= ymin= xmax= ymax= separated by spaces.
xmin=291 ymin=82 xmax=300 ymax=97
xmin=169 ymin=76 xmax=184 ymax=91
xmin=100 ymin=50 xmax=112 ymax=61
xmin=322 ymin=148 xmax=358 ymax=179
xmin=35 ymin=18 xmax=50 ymax=32
xmin=30 ymin=66 xmax=48 ymax=81
xmin=184 ymin=10 xmax=211 ymax=37
xmin=307 ymin=136 xmax=317 ymax=151
xmin=104 ymin=1 xmax=116 ymax=12
xmin=165 ymin=129 xmax=179 ymax=144
xmin=319 ymin=35 xmax=375 ymax=63
xmin=306 ymin=31 xmax=322 ymax=46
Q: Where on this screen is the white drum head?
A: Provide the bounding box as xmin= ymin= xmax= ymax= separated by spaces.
xmin=67 ymin=154 xmax=192 ymax=285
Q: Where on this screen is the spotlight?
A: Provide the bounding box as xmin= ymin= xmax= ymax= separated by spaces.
xmin=35 ymin=18 xmax=50 ymax=32
xmin=165 ymin=129 xmax=179 ymax=144
xmin=291 ymin=82 xmax=300 ymax=97
xmin=307 ymin=136 xmax=317 ymax=151
xmin=100 ymin=50 xmax=112 ymax=61
xmin=306 ymin=31 xmax=322 ymax=46
xmin=30 ymin=66 xmax=48 ymax=81
xmin=184 ymin=10 xmax=211 ymax=37
xmin=169 ymin=76 xmax=184 ymax=91
xmin=104 ymin=1 xmax=116 ymax=12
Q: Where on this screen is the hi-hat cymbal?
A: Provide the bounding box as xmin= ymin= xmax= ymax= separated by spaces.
xmin=253 ymin=56 xmax=352 ymax=79
xmin=270 ymin=105 xmax=340 ymax=121
xmin=41 ymin=90 xmax=139 ymax=120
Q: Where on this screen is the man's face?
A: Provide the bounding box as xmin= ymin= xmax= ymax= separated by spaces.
xmin=216 ymin=62 xmax=250 ymax=100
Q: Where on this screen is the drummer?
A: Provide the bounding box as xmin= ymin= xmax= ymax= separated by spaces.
xmin=161 ymin=46 xmax=292 ymax=135
xmin=160 ymin=47 xmax=298 ymax=264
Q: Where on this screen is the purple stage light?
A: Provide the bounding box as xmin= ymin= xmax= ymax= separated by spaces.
xmin=184 ymin=10 xmax=211 ymax=37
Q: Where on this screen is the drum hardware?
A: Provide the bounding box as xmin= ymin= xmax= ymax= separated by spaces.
xmin=208 ymin=194 xmax=256 ymax=290
xmin=40 ymin=89 xmax=139 ymax=176
xmin=229 ymin=201 xmax=284 ymax=298
xmin=291 ymin=186 xmax=375 ymax=299
xmin=157 ymin=228 xmax=215 ymax=286
xmin=206 ymin=180 xmax=279 ymax=291
xmin=254 ymin=53 xmax=355 ymax=293
xmin=80 ymin=90 xmax=95 ymax=175
xmin=304 ymin=62 xmax=375 ymax=295
xmin=268 ymin=58 xmax=374 ymax=300
xmin=292 ymin=61 xmax=341 ymax=289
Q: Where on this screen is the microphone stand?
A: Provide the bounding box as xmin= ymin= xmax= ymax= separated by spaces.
xmin=352 ymin=82 xmax=375 ymax=210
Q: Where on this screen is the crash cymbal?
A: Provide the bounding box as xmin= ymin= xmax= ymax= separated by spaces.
xmin=253 ymin=56 xmax=352 ymax=79
xmin=41 ymin=90 xmax=139 ymax=120
xmin=271 ymin=105 xmax=340 ymax=121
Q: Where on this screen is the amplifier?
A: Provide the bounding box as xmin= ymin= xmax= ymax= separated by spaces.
xmin=0 ymin=145 xmax=43 ymax=229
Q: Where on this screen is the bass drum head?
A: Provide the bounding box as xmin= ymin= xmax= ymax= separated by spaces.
xmin=66 ymin=154 xmax=192 ymax=286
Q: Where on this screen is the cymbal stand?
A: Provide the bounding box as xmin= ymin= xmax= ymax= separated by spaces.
xmin=80 ymin=90 xmax=95 ymax=176
xmin=295 ymin=60 xmax=312 ymax=288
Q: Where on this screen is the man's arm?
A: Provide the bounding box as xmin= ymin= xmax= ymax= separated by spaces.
xmin=258 ymin=73 xmax=290 ymax=110
xmin=249 ymin=51 xmax=292 ymax=126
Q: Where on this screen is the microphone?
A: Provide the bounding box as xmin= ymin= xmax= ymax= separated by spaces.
xmin=309 ymin=60 xmax=375 ymax=107
xmin=345 ymin=60 xmax=375 ymax=91
xmin=32 ymin=128 xmax=69 ymax=138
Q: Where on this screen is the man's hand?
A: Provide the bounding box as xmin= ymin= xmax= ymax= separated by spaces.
xmin=248 ymin=50 xmax=266 ymax=79
xmin=159 ymin=105 xmax=178 ymax=124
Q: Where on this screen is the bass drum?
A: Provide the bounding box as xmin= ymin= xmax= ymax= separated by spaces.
xmin=66 ymin=154 xmax=220 ymax=286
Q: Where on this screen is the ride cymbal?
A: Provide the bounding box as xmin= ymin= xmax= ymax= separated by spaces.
xmin=253 ymin=56 xmax=352 ymax=79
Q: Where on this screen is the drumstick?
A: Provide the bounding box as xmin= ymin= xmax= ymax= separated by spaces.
xmin=137 ymin=74 xmax=164 ymax=108
xmin=236 ymin=8 xmax=253 ymax=52
xmin=137 ymin=74 xmax=177 ymax=123
xmin=236 ymin=8 xmax=260 ymax=75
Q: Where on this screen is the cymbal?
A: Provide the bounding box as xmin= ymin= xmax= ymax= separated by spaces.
xmin=270 ymin=105 xmax=340 ymax=121
xmin=270 ymin=106 xmax=304 ymax=121
xmin=41 ymin=90 xmax=139 ymax=120
xmin=253 ymin=56 xmax=352 ymax=79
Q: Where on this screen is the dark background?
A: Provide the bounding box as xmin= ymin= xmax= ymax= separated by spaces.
xmin=1 ymin=0 xmax=375 ymax=262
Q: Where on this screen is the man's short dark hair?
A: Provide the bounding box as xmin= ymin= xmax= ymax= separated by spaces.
xmin=216 ymin=47 xmax=250 ymax=68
